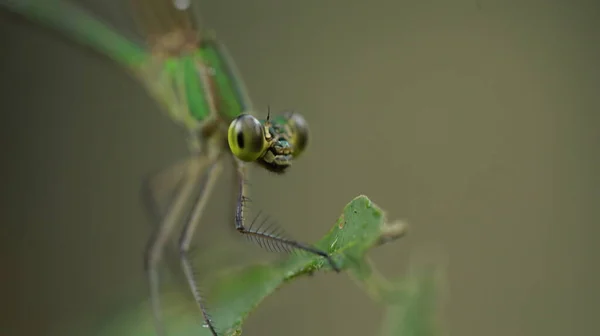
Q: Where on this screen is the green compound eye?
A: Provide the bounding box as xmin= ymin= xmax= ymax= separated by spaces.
xmin=286 ymin=112 xmax=310 ymax=158
xmin=228 ymin=114 xmax=268 ymax=162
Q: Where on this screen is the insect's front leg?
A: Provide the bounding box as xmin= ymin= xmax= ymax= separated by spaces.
xmin=232 ymin=158 xmax=340 ymax=272
xmin=177 ymin=157 xmax=223 ymax=336
xmin=141 ymin=155 xmax=215 ymax=336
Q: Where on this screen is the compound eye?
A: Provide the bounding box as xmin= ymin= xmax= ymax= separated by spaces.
xmin=228 ymin=114 xmax=268 ymax=162
xmin=286 ymin=112 xmax=309 ymax=157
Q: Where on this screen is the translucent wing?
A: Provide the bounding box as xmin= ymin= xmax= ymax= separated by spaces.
xmin=131 ymin=0 xmax=202 ymax=58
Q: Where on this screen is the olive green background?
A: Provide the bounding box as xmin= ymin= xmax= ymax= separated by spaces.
xmin=1 ymin=1 xmax=598 ymax=335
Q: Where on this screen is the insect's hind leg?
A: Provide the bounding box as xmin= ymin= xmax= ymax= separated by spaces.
xmin=232 ymin=159 xmax=340 ymax=272
xmin=178 ymin=158 xmax=223 ymax=336
xmin=142 ymin=156 xmax=212 ymax=336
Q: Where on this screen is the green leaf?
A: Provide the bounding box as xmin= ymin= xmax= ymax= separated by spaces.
xmin=378 ymin=254 xmax=447 ymax=336
xmin=93 ymin=195 xmax=409 ymax=336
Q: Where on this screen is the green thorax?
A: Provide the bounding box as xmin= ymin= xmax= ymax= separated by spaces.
xmin=162 ymin=37 xmax=248 ymax=127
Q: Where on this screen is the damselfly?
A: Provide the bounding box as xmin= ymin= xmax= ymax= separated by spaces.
xmin=1 ymin=1 xmax=339 ymax=335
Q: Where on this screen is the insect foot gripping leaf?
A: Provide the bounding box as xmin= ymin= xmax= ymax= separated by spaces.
xmin=93 ymin=195 xmax=409 ymax=336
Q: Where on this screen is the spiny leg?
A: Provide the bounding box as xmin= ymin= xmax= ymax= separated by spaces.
xmin=233 ymin=159 xmax=340 ymax=272
xmin=143 ymin=156 xmax=212 ymax=336
xmin=178 ymin=159 xmax=223 ymax=336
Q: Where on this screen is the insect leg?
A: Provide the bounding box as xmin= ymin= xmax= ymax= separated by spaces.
xmin=178 ymin=158 xmax=223 ymax=336
xmin=142 ymin=155 xmax=212 ymax=336
xmin=232 ymin=159 xmax=340 ymax=272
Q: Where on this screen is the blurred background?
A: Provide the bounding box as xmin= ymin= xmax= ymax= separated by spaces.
xmin=1 ymin=0 xmax=599 ymax=335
